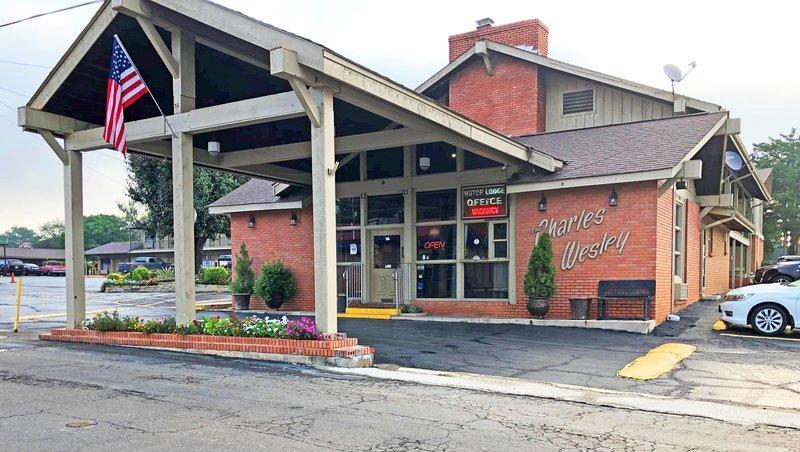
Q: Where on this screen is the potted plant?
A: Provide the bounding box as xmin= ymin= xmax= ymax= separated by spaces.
xmin=254 ymin=260 xmax=297 ymax=310
xmin=229 ymin=243 xmax=254 ymax=310
xmin=524 ymin=233 xmax=556 ymax=318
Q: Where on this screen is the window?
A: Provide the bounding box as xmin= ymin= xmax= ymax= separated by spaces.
xmin=416 ymin=264 xmax=456 ymax=298
xmin=417 ymin=225 xmax=456 ymax=260
xmin=464 ymin=262 xmax=509 ymax=298
xmin=335 ymin=154 xmax=360 ymax=183
xmin=492 ymin=223 xmax=508 ymax=258
xmin=336 ymin=230 xmax=361 ymax=263
xmin=367 ymin=147 xmax=404 ymax=179
xmin=674 ymin=200 xmax=686 ymax=281
xmin=562 ymin=89 xmax=594 ymax=115
xmin=336 ymin=197 xmax=361 ymax=227
xmin=464 ymin=151 xmax=503 ymax=170
xmin=416 ymin=142 xmax=457 ymax=174
xmin=465 ymin=223 xmax=489 ymax=259
xmin=367 ymin=194 xmax=404 ymax=225
xmin=416 ymin=189 xmax=456 ymax=222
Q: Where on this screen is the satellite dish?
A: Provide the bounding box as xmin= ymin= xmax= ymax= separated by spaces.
xmin=663 ymin=64 xmax=684 ymax=82
xmin=725 ymin=150 xmax=745 ymax=171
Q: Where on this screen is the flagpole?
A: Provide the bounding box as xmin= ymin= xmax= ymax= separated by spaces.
xmin=114 ymin=34 xmax=177 ymax=139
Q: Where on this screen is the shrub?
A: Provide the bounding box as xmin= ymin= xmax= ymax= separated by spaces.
xmin=254 ymin=261 xmax=296 ymax=301
xmin=142 ymin=317 xmax=177 ymax=334
xmin=201 ymin=266 xmax=229 ymax=285
xmin=400 ymin=304 xmax=422 ymax=314
xmin=125 ymin=266 xmax=153 ymax=282
xmin=85 ymin=311 xmax=141 ymax=332
xmin=523 ymin=233 xmax=557 ymax=299
xmin=152 ymin=268 xmax=175 ymax=281
xmin=228 ymin=243 xmax=254 ymax=294
xmin=106 ymin=272 xmax=124 ymax=282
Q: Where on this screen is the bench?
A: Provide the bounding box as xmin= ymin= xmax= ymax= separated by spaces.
xmin=597 ymin=280 xmax=656 ymax=321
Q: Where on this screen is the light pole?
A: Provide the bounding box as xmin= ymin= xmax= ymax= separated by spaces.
xmin=1 ymin=243 xmax=6 ymax=277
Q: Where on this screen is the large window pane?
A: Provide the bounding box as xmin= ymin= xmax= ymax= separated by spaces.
xmin=336 ymin=154 xmax=360 ymax=182
xmin=416 ymin=264 xmax=456 ymax=298
xmin=367 ymin=194 xmax=404 ymax=225
xmin=464 ymin=263 xmax=509 ymax=298
xmin=416 ymin=142 xmax=457 ymax=174
xmin=464 ymin=151 xmax=503 ymax=170
xmin=416 ymin=189 xmax=456 ymax=222
xmin=336 ymin=197 xmax=361 ymax=227
xmin=465 ymin=223 xmax=489 ymax=259
xmin=336 ymin=230 xmax=361 ymax=263
xmin=367 ymin=147 xmax=404 ymax=179
xmin=417 ymin=225 xmax=456 ymax=260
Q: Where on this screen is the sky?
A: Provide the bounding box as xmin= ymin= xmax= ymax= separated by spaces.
xmin=0 ymin=0 xmax=798 ymax=233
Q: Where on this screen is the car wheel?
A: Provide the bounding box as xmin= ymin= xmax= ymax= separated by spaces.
xmin=771 ymin=275 xmax=793 ymax=284
xmin=750 ymin=304 xmax=789 ymax=336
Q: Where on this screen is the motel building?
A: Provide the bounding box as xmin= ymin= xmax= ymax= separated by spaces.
xmin=20 ymin=0 xmax=770 ymax=334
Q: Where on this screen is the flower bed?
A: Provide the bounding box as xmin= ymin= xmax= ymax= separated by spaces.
xmin=39 ymin=311 xmax=374 ymax=367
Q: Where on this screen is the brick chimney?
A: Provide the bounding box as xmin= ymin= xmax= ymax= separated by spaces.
xmin=448 ymin=18 xmax=549 ymax=62
xmin=447 ymin=18 xmax=549 ymax=137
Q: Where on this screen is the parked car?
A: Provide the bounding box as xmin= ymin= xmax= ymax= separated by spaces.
xmin=218 ymin=255 xmax=232 ymax=269
xmin=23 ymin=263 xmax=42 ymax=276
xmin=119 ymin=256 xmax=172 ymax=274
xmin=753 ymin=258 xmax=800 ymax=284
xmin=0 ymin=258 xmax=25 ymax=276
xmin=719 ymin=280 xmax=800 ymax=336
xmin=40 ymin=260 xmax=66 ymax=276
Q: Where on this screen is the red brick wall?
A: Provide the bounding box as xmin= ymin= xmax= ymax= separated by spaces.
xmin=230 ymin=210 xmax=314 ymax=311
xmin=516 ymin=181 xmax=659 ymax=320
xmin=703 ymin=226 xmax=730 ymax=296
xmin=653 ymin=188 xmax=674 ymax=322
xmin=448 ymin=19 xmax=549 ymax=61
xmin=685 ymin=199 xmax=702 ymax=306
xmin=751 ymin=236 xmax=765 ymax=270
xmin=448 ymin=55 xmax=545 ymax=137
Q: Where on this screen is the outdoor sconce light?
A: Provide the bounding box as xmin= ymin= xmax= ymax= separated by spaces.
xmin=247 ymin=215 xmax=256 ymax=229
xmin=538 ymin=194 xmax=547 ymax=212
xmin=675 ymin=180 xmax=687 ymax=190
xmin=207 ymin=141 xmax=221 ymax=157
xmin=289 ymin=212 xmax=299 ymax=227
xmin=418 ymin=155 xmax=431 ymax=172
xmin=609 ymin=187 xmax=618 ymax=207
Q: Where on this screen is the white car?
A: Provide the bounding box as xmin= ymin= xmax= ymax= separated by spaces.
xmin=719 ymin=281 xmax=800 ymax=336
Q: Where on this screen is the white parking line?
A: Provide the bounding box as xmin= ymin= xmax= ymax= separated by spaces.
xmin=720 ymin=332 xmax=800 ymax=342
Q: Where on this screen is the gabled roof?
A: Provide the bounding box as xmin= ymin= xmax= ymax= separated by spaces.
xmin=86 ymin=241 xmax=143 ymax=255
xmin=1 ymin=247 xmax=65 ymax=260
xmin=418 ymin=41 xmax=722 ymax=113
xmin=509 ymin=112 xmax=729 ymax=190
xmin=208 ymin=179 xmax=310 ymax=213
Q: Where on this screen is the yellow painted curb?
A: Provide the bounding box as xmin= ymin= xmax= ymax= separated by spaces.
xmin=712 ymin=319 xmax=727 ymax=331
xmin=617 ymin=343 xmax=696 ymax=381
xmin=337 ymin=313 xmax=392 ymax=320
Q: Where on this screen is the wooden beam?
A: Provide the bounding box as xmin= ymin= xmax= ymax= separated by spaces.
xmin=135 ymin=15 xmax=180 ymax=78
xmin=64 ymin=91 xmax=305 ymax=151
xmin=271 ymin=47 xmax=321 ymax=127
xmin=63 ymin=150 xmax=85 ymax=328
xmin=18 ymin=107 xmax=94 ymax=135
xmin=38 ymin=130 xmax=68 ymax=165
xmin=218 ymin=128 xmax=436 ymax=168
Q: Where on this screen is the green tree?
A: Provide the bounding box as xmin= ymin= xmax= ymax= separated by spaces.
xmin=0 ymin=226 xmax=40 ymax=247
xmin=84 ymin=214 xmax=129 ymax=250
xmin=523 ymin=233 xmax=557 ymax=299
xmin=125 ymin=154 xmax=248 ymax=271
xmin=752 ymin=129 xmax=800 ymax=253
xmin=36 ymin=220 xmax=65 ymax=249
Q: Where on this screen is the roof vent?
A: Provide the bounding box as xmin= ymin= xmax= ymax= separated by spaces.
xmin=476 ymin=18 xmax=494 ymax=29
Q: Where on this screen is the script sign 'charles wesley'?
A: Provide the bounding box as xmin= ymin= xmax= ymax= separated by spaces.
xmin=532 ymin=208 xmax=630 ymax=271
xmin=462 ymin=184 xmax=508 ymax=219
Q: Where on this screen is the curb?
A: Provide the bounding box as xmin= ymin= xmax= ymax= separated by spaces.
xmin=319 ymin=365 xmax=800 ymax=430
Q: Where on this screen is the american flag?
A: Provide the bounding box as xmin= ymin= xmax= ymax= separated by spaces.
xmin=103 ymin=35 xmax=149 ymax=156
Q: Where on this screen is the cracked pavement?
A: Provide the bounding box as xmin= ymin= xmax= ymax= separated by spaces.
xmin=1 ymin=333 xmax=799 ymax=451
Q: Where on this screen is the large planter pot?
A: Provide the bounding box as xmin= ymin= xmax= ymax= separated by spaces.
xmin=233 ymin=293 xmax=251 ymax=310
xmin=527 ymin=297 xmax=550 ymax=318
xmin=570 ymin=298 xmax=591 ymax=320
xmin=267 ymin=294 xmax=285 ymax=310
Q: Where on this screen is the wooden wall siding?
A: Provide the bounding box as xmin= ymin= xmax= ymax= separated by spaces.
xmin=544 ymin=71 xmax=675 ymax=132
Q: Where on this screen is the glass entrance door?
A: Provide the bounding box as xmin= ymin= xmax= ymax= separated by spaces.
xmin=370 ymin=230 xmax=402 ymax=303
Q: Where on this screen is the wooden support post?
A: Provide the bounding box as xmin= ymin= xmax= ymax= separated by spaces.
xmin=310 ymin=87 xmax=337 ymax=334
xmin=172 ymin=29 xmax=196 ymax=325
xmin=64 ymin=150 xmax=85 ymax=328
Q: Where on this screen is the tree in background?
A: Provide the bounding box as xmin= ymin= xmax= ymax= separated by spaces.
xmin=125 ymin=154 xmax=248 ymax=271
xmin=753 ymin=129 xmax=800 ymax=254
xmin=83 ymin=214 xmax=129 ymax=250
xmin=35 ymin=221 xmax=65 ymax=249
xmin=0 ymin=226 xmax=39 ymax=247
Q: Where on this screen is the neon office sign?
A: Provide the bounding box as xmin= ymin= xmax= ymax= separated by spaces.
xmin=462 ymin=184 xmax=508 ymax=219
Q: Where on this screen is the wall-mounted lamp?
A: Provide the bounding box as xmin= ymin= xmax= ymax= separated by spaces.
xmin=609 ymin=187 xmax=618 ymax=207
xmin=207 ymin=140 xmax=221 ymax=157
xmin=247 ymin=215 xmax=256 ymax=229
xmin=418 ymin=155 xmax=431 ymax=172
xmin=675 ymin=180 xmax=687 ymax=190
xmin=538 ymin=194 xmax=547 ymax=212
xmin=289 ymin=212 xmax=299 ymax=227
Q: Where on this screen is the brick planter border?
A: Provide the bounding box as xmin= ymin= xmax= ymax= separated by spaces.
xmin=40 ymin=329 xmax=374 ymax=367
